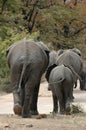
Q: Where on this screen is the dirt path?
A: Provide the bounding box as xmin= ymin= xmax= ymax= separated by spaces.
xmin=0 ymin=81 xmax=86 ymax=130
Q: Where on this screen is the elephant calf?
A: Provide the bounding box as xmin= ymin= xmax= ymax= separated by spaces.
xmin=46 ymin=64 xmax=74 ymax=114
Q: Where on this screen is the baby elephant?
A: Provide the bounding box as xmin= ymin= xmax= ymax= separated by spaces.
xmin=46 ymin=64 xmax=74 ymax=114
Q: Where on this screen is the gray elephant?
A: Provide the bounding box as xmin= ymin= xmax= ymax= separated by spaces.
xmin=49 ymin=49 xmax=65 ymax=66
xmin=48 ymin=50 xmax=58 ymax=66
xmin=49 ymin=48 xmax=81 ymax=67
xmin=46 ymin=64 xmax=74 ymax=114
xmin=47 ymin=48 xmax=83 ymax=101
xmin=48 ymin=48 xmax=82 ymax=86
xmin=6 ymin=39 xmax=50 ymax=118
xmin=56 ymin=49 xmax=83 ymax=84
xmin=79 ymin=65 xmax=86 ymax=90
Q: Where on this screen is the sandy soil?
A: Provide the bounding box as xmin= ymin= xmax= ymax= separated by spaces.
xmin=0 ymin=81 xmax=86 ymax=130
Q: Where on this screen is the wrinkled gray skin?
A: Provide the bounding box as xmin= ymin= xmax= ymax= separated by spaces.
xmin=49 ymin=50 xmax=58 ymax=66
xmin=70 ymin=48 xmax=82 ymax=88
xmin=49 ymin=49 xmax=64 ymax=66
xmin=6 ymin=39 xmax=50 ymax=118
xmin=48 ymin=64 xmax=74 ymax=114
xmin=47 ymin=48 xmax=83 ymax=102
xmin=79 ymin=65 xmax=86 ymax=90
xmin=49 ymin=48 xmax=82 ymax=67
xmin=48 ymin=48 xmax=82 ymax=87
xmin=56 ymin=49 xmax=83 ymax=83
xmin=70 ymin=48 xmax=81 ymax=57
xmin=57 ymin=49 xmax=64 ymax=56
xmin=56 ymin=49 xmax=83 ymax=101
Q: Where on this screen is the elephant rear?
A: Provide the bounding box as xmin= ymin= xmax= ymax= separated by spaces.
xmin=48 ymin=64 xmax=74 ymax=114
xmin=6 ymin=39 xmax=50 ymax=118
xmin=56 ymin=50 xmax=83 ymax=82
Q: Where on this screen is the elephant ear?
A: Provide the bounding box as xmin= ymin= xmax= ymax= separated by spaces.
xmin=6 ymin=40 xmax=19 ymax=57
xmin=45 ymin=64 xmax=57 ymax=82
xmin=71 ymin=48 xmax=81 ymax=57
xmin=6 ymin=46 xmax=12 ymax=57
xmin=57 ymin=49 xmax=64 ymax=56
xmin=36 ymin=41 xmax=50 ymax=55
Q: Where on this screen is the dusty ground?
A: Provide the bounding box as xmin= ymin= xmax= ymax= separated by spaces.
xmin=0 ymin=81 xmax=86 ymax=130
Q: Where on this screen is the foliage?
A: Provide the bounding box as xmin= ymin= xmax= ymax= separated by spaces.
xmin=0 ymin=0 xmax=86 ymax=92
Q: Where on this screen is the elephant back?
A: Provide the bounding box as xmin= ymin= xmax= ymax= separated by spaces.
xmin=49 ymin=64 xmax=74 ymax=88
xmin=49 ymin=65 xmax=65 ymax=83
xmin=7 ymin=39 xmax=49 ymax=74
xmin=56 ymin=50 xmax=83 ymax=76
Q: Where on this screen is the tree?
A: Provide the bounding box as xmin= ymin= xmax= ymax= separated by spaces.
xmin=0 ymin=0 xmax=86 ymax=91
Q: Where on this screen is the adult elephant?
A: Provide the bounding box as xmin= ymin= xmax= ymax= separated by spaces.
xmin=6 ymin=39 xmax=50 ymax=118
xmin=48 ymin=48 xmax=81 ymax=67
xmin=46 ymin=64 xmax=74 ymax=114
xmin=56 ymin=49 xmax=83 ymax=84
xmin=79 ymin=65 xmax=86 ymax=90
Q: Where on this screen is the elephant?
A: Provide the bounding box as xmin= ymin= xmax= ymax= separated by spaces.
xmin=48 ymin=50 xmax=58 ymax=66
xmin=47 ymin=50 xmax=64 ymax=90
xmin=46 ymin=48 xmax=83 ymax=101
xmin=68 ymin=48 xmax=82 ymax=89
xmin=6 ymin=38 xmax=50 ymax=118
xmin=48 ymin=48 xmax=82 ymax=85
xmin=79 ymin=65 xmax=86 ymax=90
xmin=45 ymin=64 xmax=74 ymax=114
xmin=49 ymin=48 xmax=81 ymax=68
xmin=48 ymin=49 xmax=65 ymax=69
xmin=56 ymin=49 xmax=83 ymax=99
xmin=56 ymin=49 xmax=83 ymax=84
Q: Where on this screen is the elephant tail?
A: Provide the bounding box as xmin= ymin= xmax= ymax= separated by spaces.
xmin=17 ymin=64 xmax=25 ymax=93
xmin=18 ymin=38 xmax=29 ymax=93
xmin=64 ymin=64 xmax=81 ymax=82
xmin=18 ymin=63 xmax=31 ymax=92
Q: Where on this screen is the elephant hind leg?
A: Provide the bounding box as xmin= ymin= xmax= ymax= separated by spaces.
xmin=52 ymin=94 xmax=58 ymax=113
xmin=22 ymin=82 xmax=35 ymax=118
xmin=13 ymin=89 xmax=22 ymax=116
xmin=11 ymin=64 xmax=23 ymax=115
xmin=58 ymin=94 xmax=65 ymax=114
xmin=63 ymin=88 xmax=71 ymax=114
xmin=30 ymin=80 xmax=40 ymax=115
xmin=65 ymin=98 xmax=71 ymax=115
xmin=13 ymin=103 xmax=22 ymax=116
